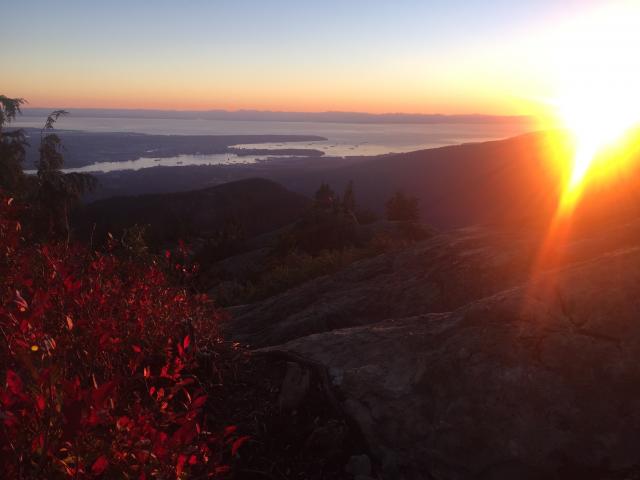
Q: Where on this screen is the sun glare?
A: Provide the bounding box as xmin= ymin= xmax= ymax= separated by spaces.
xmin=555 ymin=91 xmax=640 ymax=213
xmin=545 ymin=2 xmax=640 ymax=214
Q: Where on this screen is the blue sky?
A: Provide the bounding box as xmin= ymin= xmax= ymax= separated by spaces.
xmin=1 ymin=0 xmax=610 ymax=113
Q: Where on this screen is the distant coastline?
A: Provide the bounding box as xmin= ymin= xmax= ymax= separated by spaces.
xmin=20 ymin=108 xmax=533 ymax=126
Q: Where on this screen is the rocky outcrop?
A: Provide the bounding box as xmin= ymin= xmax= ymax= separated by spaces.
xmin=231 ymin=220 xmax=640 ymax=348
xmin=229 ymin=219 xmax=640 ymax=479
xmin=261 ymin=245 xmax=640 ymax=478
xmin=231 ymin=228 xmax=538 ymax=347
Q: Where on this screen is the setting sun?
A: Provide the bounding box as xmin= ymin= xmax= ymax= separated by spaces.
xmin=544 ymin=1 xmax=640 ymax=213
xmin=555 ymin=95 xmax=640 ymax=214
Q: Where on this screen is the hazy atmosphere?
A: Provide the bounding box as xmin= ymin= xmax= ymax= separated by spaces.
xmin=2 ymin=1 xmax=640 ymax=479
xmin=5 ymin=0 xmax=633 ymax=116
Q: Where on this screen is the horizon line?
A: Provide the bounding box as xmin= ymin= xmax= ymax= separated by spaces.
xmin=17 ymin=107 xmax=534 ymax=125
xmin=21 ymin=106 xmax=531 ymax=117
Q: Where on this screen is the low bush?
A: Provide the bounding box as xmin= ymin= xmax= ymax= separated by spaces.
xmin=0 ymin=195 xmax=244 ymax=479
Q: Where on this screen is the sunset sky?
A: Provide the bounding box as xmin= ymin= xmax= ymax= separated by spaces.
xmin=3 ymin=0 xmax=636 ymax=115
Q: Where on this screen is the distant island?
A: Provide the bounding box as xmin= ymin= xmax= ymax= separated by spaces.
xmin=18 ymin=128 xmax=326 ymax=169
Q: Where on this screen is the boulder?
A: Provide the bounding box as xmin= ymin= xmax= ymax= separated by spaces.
xmin=260 ymin=245 xmax=640 ymax=478
xmin=232 ymin=219 xmax=640 ymax=478
xmin=346 ymin=454 xmax=373 ymax=477
xmin=278 ymin=361 xmax=311 ymax=411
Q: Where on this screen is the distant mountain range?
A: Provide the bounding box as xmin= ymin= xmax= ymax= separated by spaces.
xmin=21 ymin=108 xmax=533 ymax=125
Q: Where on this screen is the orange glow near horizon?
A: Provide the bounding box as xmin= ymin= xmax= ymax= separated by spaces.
xmin=11 ymin=83 xmax=527 ymax=117
xmin=535 ymin=1 xmax=640 ymax=217
xmin=551 ymin=86 xmax=640 ymax=216
xmin=520 ymin=1 xmax=640 ymax=290
xmin=6 ymin=2 xmax=640 ymax=122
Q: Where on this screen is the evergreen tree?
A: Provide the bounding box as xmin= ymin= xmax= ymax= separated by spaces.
xmin=0 ymin=97 xmax=96 ymax=241
xmin=314 ymin=182 xmax=335 ymax=210
xmin=35 ymin=110 xmax=97 ymax=240
xmin=0 ymin=96 xmax=28 ymax=193
xmin=385 ymin=190 xmax=419 ymax=222
xmin=342 ymin=180 xmax=356 ymax=213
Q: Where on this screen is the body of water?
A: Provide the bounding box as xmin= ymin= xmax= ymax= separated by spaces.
xmin=60 ymin=152 xmax=290 ymax=173
xmin=15 ymin=116 xmax=533 ymax=173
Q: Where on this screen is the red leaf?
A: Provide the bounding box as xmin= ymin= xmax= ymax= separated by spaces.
xmin=116 ymin=416 xmax=131 ymax=430
xmin=176 ymin=378 xmax=194 ymax=388
xmin=231 ymin=435 xmax=251 ymax=456
xmin=171 ymin=420 xmax=198 ymax=445
xmin=63 ymin=276 xmax=81 ymax=292
xmin=31 ymin=433 xmax=44 ymax=452
xmin=14 ymin=290 xmax=28 ymax=312
xmin=6 ymin=370 xmax=22 ymax=395
xmin=36 ymin=395 xmax=46 ymax=412
xmin=191 ymin=395 xmax=207 ymax=409
xmin=91 ymin=455 xmax=109 ymax=475
xmin=183 ymin=335 xmax=190 ymax=350
xmin=132 ymin=344 xmax=142 ymax=353
xmin=92 ymin=380 xmax=116 ymax=407
xmin=176 ymin=454 xmax=187 ymax=476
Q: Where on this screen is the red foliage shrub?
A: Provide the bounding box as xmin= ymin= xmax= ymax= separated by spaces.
xmin=0 ymin=195 xmax=238 ymax=478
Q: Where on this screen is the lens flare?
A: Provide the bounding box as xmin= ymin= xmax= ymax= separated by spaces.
xmin=555 ymin=92 xmax=640 ymax=215
xmin=545 ymin=2 xmax=640 ymax=215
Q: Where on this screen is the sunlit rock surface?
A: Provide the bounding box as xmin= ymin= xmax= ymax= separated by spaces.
xmin=231 ymin=228 xmax=536 ymax=347
xmin=232 ymin=220 xmax=640 ymax=478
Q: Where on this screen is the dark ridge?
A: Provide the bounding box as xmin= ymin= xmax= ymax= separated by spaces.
xmin=74 ymin=177 xmax=311 ymax=245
